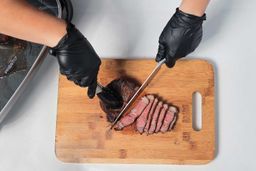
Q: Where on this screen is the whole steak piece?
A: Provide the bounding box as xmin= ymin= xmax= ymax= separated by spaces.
xmin=99 ymin=77 xmax=139 ymax=123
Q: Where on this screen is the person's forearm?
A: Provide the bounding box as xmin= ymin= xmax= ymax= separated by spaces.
xmin=0 ymin=0 xmax=67 ymax=47
xmin=179 ymin=0 xmax=210 ymax=16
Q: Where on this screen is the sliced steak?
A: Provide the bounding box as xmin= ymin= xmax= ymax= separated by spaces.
xmin=136 ymin=95 xmax=154 ymax=134
xmin=168 ymin=115 xmax=177 ymax=131
xmin=167 ymin=106 xmax=178 ymax=131
xmin=155 ymin=104 xmax=168 ymax=133
xmin=144 ymin=96 xmax=158 ymax=134
xmin=160 ymin=106 xmax=177 ymax=133
xmin=148 ymin=101 xmax=163 ymax=134
xmin=114 ymin=97 xmax=149 ymax=130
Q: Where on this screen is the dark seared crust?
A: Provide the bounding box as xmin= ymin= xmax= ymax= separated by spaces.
xmin=99 ymin=77 xmax=139 ymax=123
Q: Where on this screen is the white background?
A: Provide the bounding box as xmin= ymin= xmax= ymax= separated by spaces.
xmin=1 ymin=0 xmax=256 ymax=170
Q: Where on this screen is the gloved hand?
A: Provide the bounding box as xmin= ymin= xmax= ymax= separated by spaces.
xmin=50 ymin=23 xmax=101 ymax=98
xmin=156 ymin=8 xmax=206 ymax=68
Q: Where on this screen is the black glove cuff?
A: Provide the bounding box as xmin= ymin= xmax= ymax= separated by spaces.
xmin=176 ymin=8 xmax=206 ymax=22
xmin=49 ymin=22 xmax=77 ymax=56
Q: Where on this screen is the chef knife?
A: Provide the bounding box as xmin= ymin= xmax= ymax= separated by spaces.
xmin=109 ymin=58 xmax=167 ymax=129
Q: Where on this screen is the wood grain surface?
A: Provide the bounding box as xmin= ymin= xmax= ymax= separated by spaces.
xmin=55 ymin=59 xmax=215 ymax=164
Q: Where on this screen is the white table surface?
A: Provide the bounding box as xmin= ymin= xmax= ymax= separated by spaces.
xmin=1 ymin=0 xmax=256 ymax=170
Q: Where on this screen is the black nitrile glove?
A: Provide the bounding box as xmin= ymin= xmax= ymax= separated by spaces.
xmin=50 ymin=23 xmax=101 ymax=98
xmin=156 ymin=8 xmax=206 ymax=68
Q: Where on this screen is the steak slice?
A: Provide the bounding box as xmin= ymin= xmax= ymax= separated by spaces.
xmin=168 ymin=115 xmax=177 ymax=131
xmin=136 ymin=95 xmax=154 ymax=134
xmin=114 ymin=97 xmax=149 ymax=130
xmin=144 ymin=96 xmax=158 ymax=134
xmin=155 ymin=104 xmax=168 ymax=133
xmin=160 ymin=106 xmax=177 ymax=133
xmin=148 ymin=101 xmax=163 ymax=134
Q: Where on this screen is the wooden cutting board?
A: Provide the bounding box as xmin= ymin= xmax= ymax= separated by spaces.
xmin=55 ymin=59 xmax=215 ymax=164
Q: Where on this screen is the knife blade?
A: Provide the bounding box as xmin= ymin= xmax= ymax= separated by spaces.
xmin=95 ymin=82 xmax=104 ymax=94
xmin=109 ymin=58 xmax=166 ymax=129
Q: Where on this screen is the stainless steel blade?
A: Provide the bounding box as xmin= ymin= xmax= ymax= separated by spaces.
xmin=95 ymin=82 xmax=104 ymax=94
xmin=110 ymin=58 xmax=166 ymax=129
